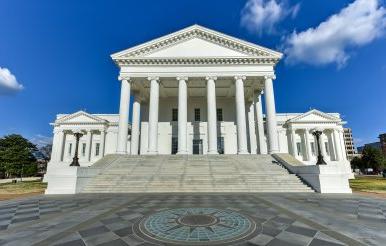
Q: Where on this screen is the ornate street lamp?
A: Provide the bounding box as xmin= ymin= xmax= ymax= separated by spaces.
xmin=70 ymin=131 xmax=83 ymax=167
xmin=312 ymin=129 xmax=326 ymax=165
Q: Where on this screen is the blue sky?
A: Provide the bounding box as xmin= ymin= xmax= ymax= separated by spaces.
xmin=0 ymin=0 xmax=385 ymax=147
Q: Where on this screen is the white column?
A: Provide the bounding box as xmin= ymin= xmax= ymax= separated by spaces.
xmin=147 ymin=77 xmax=160 ymax=154
xmin=320 ymin=132 xmax=327 ymax=158
xmin=333 ymin=129 xmax=342 ymax=161
xmin=86 ymin=130 xmax=92 ymax=162
xmin=255 ymin=93 xmax=267 ymax=154
xmin=234 ymin=76 xmax=248 ymax=154
xmin=177 ymin=77 xmax=188 ymax=154
xmin=130 ymin=94 xmax=141 ymax=155
xmin=264 ymin=75 xmax=279 ymax=154
xmin=116 ymin=78 xmax=131 ymax=154
xmin=51 ymin=129 xmax=64 ymax=162
xmin=248 ymin=103 xmax=257 ymax=154
xmin=290 ymin=128 xmax=297 ymax=157
xmin=100 ymin=130 xmax=106 ymax=157
xmin=304 ymin=129 xmax=313 ymax=161
xmin=60 ymin=132 xmax=66 ymax=162
xmin=206 ymin=76 xmax=218 ymax=154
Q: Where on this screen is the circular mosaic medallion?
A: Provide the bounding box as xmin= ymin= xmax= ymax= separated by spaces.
xmin=137 ymin=208 xmax=256 ymax=245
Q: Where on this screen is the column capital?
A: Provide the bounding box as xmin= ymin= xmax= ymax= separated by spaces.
xmin=205 ymin=76 xmax=217 ymax=81
xmin=234 ymin=75 xmax=246 ymax=81
xmin=53 ymin=128 xmax=63 ymax=134
xmin=264 ymin=74 xmax=276 ymax=80
xmin=118 ymin=75 xmax=131 ymax=81
xmin=176 ymin=76 xmax=188 ymax=81
xmin=133 ymin=93 xmax=144 ymax=102
xmin=147 ymin=76 xmax=159 ymax=81
xmin=289 ymin=127 xmax=297 ymax=132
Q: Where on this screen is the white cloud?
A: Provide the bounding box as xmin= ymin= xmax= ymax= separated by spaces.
xmin=0 ymin=67 xmax=23 ymax=95
xmin=30 ymin=134 xmax=53 ymax=147
xmin=283 ymin=0 xmax=386 ymax=67
xmin=241 ymin=0 xmax=300 ymax=35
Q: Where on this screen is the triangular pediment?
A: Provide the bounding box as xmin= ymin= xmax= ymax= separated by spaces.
xmin=111 ymin=25 xmax=282 ymax=60
xmin=288 ymin=109 xmax=340 ymax=123
xmin=144 ymin=37 xmax=249 ymax=58
xmin=56 ymin=111 xmax=107 ymax=124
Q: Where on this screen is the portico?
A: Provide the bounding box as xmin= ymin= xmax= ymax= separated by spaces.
xmin=111 ymin=25 xmax=283 ymax=155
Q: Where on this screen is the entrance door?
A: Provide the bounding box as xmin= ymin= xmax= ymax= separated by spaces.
xmin=193 ymin=139 xmax=203 ymax=155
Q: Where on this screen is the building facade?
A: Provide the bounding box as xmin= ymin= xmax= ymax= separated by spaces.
xmin=44 ymin=25 xmax=353 ymax=194
xmin=343 ymin=128 xmax=357 ymax=160
xmin=48 ymin=25 xmax=349 ymax=166
xmin=50 ymin=109 xmax=348 ymax=166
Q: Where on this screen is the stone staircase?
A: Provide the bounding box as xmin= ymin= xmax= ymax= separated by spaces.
xmin=81 ymin=155 xmax=314 ymax=193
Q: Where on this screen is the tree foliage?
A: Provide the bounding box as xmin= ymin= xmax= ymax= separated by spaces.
xmin=0 ymin=134 xmax=37 ymax=178
xmin=351 ymin=146 xmax=385 ymax=172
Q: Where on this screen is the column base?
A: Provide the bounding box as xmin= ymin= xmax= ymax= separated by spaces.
xmin=237 ymin=151 xmax=250 ymax=155
xmin=115 ymin=151 xmax=127 ymax=155
xmin=268 ymin=150 xmax=280 ymax=154
xmin=207 ymin=151 xmax=219 ymax=155
xmin=177 ymin=151 xmax=188 ymax=155
xmin=147 ymin=151 xmax=158 ymax=155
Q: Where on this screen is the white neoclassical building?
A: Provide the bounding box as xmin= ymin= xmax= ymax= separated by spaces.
xmin=45 ymin=25 xmax=353 ymax=194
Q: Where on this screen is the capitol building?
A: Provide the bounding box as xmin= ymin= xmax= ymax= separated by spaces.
xmin=44 ymin=25 xmax=353 ymax=194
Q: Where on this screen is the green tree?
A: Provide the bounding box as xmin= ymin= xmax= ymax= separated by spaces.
xmin=361 ymin=146 xmax=385 ymax=173
xmin=350 ymin=156 xmax=364 ymax=169
xmin=0 ymin=134 xmax=37 ymax=178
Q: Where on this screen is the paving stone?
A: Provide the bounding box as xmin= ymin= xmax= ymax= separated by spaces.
xmin=261 ymin=225 xmax=282 ymax=237
xmin=83 ymin=231 xmax=120 ymax=245
xmin=114 ymin=226 xmax=133 ymax=237
xmin=97 ymin=238 xmax=128 ymax=246
xmin=285 ymin=225 xmax=318 ymax=237
xmin=11 ymin=215 xmax=39 ymax=224
xmin=248 ymin=234 xmax=274 ymax=245
xmin=309 ymin=238 xmax=344 ymax=246
xmin=275 ymin=231 xmax=313 ymax=246
xmin=266 ymin=238 xmax=300 ymax=246
xmin=79 ymin=225 xmax=110 ymax=238
xmin=55 ymin=239 xmax=86 ymax=246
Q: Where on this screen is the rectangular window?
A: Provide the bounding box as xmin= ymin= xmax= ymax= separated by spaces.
xmin=171 ymin=137 xmax=178 ymax=155
xmin=194 ymin=108 xmax=201 ymax=122
xmin=95 ymin=143 xmax=100 ymax=156
xmin=82 ymin=143 xmax=86 ymax=157
xmin=172 ymin=108 xmax=178 ymax=121
xmin=296 ymin=142 xmax=302 ymax=156
xmin=325 ymin=142 xmax=329 ymax=155
xmin=310 ymin=142 xmax=316 ymax=156
xmin=217 ymin=137 xmax=224 ymax=154
xmin=193 ymin=139 xmax=203 ymax=155
xmin=216 ymin=108 xmax=223 ymax=121
xmin=68 ymin=143 xmax=72 ymax=156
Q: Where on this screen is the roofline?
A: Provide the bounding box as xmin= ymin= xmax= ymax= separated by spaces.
xmin=110 ymin=24 xmax=283 ymax=59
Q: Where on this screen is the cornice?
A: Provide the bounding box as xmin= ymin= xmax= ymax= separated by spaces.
xmin=114 ymin=57 xmax=279 ymax=66
xmin=112 ymin=26 xmax=283 ymax=60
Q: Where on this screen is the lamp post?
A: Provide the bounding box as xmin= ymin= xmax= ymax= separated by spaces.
xmin=312 ymin=130 xmax=326 ymax=165
xmin=70 ymin=131 xmax=83 ymax=167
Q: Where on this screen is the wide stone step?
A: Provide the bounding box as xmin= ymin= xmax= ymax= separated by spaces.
xmin=81 ymin=155 xmax=314 ymax=193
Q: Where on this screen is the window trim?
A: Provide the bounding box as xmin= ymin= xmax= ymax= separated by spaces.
xmin=172 ymin=108 xmax=178 ymax=122
xmin=95 ymin=143 xmax=100 ymax=156
xmin=194 ymin=108 xmax=201 ymax=122
xmin=216 ymin=108 xmax=223 ymax=122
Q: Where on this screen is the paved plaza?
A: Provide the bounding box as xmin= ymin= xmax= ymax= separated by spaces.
xmin=0 ymin=193 xmax=385 ymax=246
